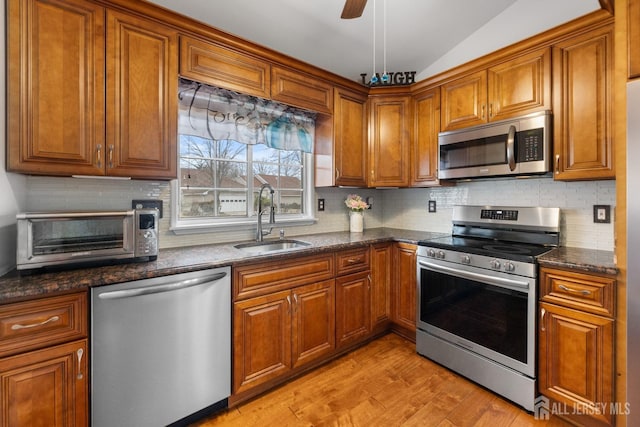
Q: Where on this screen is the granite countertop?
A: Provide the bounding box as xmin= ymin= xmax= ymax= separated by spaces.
xmin=0 ymin=228 xmax=446 ymax=303
xmin=537 ymin=246 xmax=618 ymax=276
xmin=0 ymin=227 xmax=619 ymax=303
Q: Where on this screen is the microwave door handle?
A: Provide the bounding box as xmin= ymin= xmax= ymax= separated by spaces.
xmin=507 ymin=125 xmax=516 ymax=171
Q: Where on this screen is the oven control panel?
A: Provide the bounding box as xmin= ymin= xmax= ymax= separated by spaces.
xmin=480 ymin=209 xmax=518 ymax=221
xmin=417 ymin=246 xmax=537 ymax=279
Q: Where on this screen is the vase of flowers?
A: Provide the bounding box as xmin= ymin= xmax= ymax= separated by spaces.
xmin=345 ymin=194 xmax=369 ymax=233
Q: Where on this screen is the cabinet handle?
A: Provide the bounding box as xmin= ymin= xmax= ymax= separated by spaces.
xmin=481 ymin=104 xmax=486 ymax=119
xmin=76 ymin=348 xmax=84 ymax=380
xmin=540 ymin=307 xmax=546 ymax=332
xmin=336 ymin=169 xmax=340 ymax=180
xmin=108 ymin=144 xmax=114 ymax=169
xmin=346 ymin=258 xmax=360 ymax=264
xmin=489 ymin=104 xmax=493 ymax=118
xmin=558 ymin=284 xmax=591 ymax=296
xmin=11 ymin=315 xmax=60 ymax=330
xmin=293 ymin=294 xmax=298 ymax=305
xmin=367 ymin=274 xmax=372 ymax=289
xmin=555 ymin=154 xmax=560 ymax=174
xmin=96 ymin=144 xmax=102 ymax=168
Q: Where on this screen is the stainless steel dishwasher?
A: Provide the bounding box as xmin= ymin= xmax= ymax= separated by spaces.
xmin=91 ymin=267 xmax=231 ymax=427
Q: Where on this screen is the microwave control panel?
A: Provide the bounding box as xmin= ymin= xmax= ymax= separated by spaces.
xmin=517 ymin=128 xmax=544 ymax=162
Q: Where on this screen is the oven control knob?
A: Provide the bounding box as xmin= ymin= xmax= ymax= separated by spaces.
xmin=427 ymin=249 xmax=436 ymax=258
xmin=504 ymin=262 xmax=516 ymax=272
xmin=461 ymin=255 xmax=471 ymax=264
xmin=437 ymin=250 xmax=446 ymax=260
xmin=490 ymin=259 xmax=501 ymax=269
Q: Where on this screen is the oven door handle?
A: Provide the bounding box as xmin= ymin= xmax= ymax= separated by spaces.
xmin=418 ymin=260 xmax=530 ymax=292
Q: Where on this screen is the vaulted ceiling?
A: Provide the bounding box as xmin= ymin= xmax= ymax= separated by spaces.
xmin=147 ymin=0 xmax=601 ymax=84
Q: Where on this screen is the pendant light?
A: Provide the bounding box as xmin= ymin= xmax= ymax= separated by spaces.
xmin=368 ymin=0 xmax=389 ymax=86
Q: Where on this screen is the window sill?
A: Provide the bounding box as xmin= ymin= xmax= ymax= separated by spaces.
xmin=170 ymin=216 xmax=317 ymax=235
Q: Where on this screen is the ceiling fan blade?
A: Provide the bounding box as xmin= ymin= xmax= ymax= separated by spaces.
xmin=341 ymin=0 xmax=367 ymax=19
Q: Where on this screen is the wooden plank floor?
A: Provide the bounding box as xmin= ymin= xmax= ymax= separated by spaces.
xmin=193 ymin=333 xmax=572 ymax=427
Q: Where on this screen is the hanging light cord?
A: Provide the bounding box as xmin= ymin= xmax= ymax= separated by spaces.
xmin=383 ymin=0 xmax=387 ymax=78
xmin=371 ymin=0 xmax=377 ymax=82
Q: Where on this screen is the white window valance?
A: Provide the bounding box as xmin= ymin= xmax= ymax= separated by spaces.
xmin=178 ymin=78 xmax=315 ymax=153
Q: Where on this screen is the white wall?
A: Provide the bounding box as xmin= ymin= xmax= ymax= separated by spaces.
xmin=417 ymin=0 xmax=600 ymax=80
xmin=0 ymin=4 xmax=27 ymax=276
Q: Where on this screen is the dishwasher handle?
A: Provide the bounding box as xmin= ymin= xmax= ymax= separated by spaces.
xmin=97 ymin=271 xmax=227 ymax=300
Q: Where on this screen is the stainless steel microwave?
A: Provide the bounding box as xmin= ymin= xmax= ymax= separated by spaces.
xmin=16 ymin=209 xmax=159 ymax=270
xmin=438 ymin=110 xmax=552 ymax=180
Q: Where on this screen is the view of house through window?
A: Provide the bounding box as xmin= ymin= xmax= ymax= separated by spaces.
xmin=175 ymin=79 xmax=314 ymax=227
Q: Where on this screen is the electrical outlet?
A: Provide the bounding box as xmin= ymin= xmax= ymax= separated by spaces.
xmin=593 ymin=205 xmax=611 ymax=223
xmin=317 ymin=198 xmax=325 ymax=211
xmin=428 ymin=200 xmax=437 ymax=213
xmin=132 ymin=199 xmax=163 ymax=218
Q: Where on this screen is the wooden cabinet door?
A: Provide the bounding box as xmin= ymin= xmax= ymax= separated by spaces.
xmin=291 ymin=280 xmax=335 ymax=368
xmin=370 ymin=243 xmax=392 ymax=332
xmin=440 ymin=70 xmax=487 ymax=131
xmin=539 ymin=302 xmax=614 ymax=427
xmin=392 ymin=243 xmax=417 ymax=333
xmin=179 ymin=35 xmax=270 ymax=99
xmin=487 ymin=47 xmax=551 ymax=122
xmin=106 ymin=10 xmax=178 ymax=179
xmin=629 ymin=0 xmax=640 ymax=78
xmin=368 ymin=95 xmax=411 ymax=187
xmin=271 ymin=66 xmax=333 ymax=114
xmin=233 ymin=291 xmax=292 ymax=394
xmin=7 ymin=0 xmax=105 ymax=176
xmin=552 ymin=24 xmax=614 ymax=180
xmin=335 ymin=271 xmax=371 ymax=348
xmin=412 ymin=87 xmax=441 ymax=186
xmin=0 ymin=339 xmax=88 ymax=427
xmin=334 ymin=87 xmax=368 ymax=187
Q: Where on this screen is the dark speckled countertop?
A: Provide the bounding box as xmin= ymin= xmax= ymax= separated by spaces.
xmin=0 ymin=228 xmax=445 ymax=303
xmin=0 ymin=228 xmax=618 ymax=303
xmin=537 ymin=246 xmax=618 ymax=276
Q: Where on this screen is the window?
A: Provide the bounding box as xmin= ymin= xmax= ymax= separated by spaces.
xmin=171 ymin=79 xmax=315 ymax=233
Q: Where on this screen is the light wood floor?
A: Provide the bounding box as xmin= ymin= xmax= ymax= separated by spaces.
xmin=193 ymin=333 xmax=572 ymax=427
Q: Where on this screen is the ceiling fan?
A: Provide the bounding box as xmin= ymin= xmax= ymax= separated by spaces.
xmin=341 ymin=0 xmax=367 ymax=19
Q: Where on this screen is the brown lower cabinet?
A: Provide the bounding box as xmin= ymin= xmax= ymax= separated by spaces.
xmin=391 ymin=243 xmax=418 ymax=339
xmin=0 ymin=339 xmax=88 ymax=427
xmin=233 ymin=279 xmax=335 ymax=395
xmin=538 ymin=267 xmax=616 ymax=427
xmin=0 ymin=292 xmax=88 ymax=427
xmin=231 ymin=245 xmax=395 ymax=404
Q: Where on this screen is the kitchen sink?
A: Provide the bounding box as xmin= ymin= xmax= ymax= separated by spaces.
xmin=234 ymin=239 xmax=312 ymax=254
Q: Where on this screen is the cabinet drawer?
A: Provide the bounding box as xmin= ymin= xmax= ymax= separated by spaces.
xmin=540 ymin=267 xmax=615 ymax=317
xmin=234 ymin=254 xmax=334 ymax=300
xmin=336 ymin=247 xmax=370 ymax=276
xmin=0 ymin=292 xmax=87 ymax=358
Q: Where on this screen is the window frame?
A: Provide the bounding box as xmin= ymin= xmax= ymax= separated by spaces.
xmin=170 ymin=146 xmax=316 ymax=235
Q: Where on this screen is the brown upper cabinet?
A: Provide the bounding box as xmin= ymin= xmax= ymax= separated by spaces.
xmin=7 ymin=0 xmax=106 ymax=177
xmin=440 ymin=47 xmax=551 ymax=131
xmin=412 ymin=86 xmax=441 ymax=186
xmin=271 ymin=65 xmax=333 ymax=114
xmin=7 ymin=0 xmax=178 ymax=180
xmin=333 ymin=87 xmax=369 ymax=187
xmin=368 ymin=93 xmax=412 ymax=187
xmin=629 ymin=0 xmax=640 ymax=79
xmin=105 ymin=10 xmax=178 ymax=179
xmin=179 ymin=35 xmax=271 ymax=99
xmin=553 ymin=23 xmax=614 ymax=180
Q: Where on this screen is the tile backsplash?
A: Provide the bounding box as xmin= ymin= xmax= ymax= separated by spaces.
xmin=24 ymin=175 xmax=615 ymax=251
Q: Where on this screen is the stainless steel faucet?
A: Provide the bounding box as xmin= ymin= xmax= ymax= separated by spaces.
xmin=256 ymin=183 xmax=275 ymax=241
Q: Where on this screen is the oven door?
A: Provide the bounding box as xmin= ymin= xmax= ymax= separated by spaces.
xmin=417 ymin=256 xmax=536 ymax=377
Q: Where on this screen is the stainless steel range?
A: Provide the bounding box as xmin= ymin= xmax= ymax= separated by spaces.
xmin=416 ymin=205 xmax=560 ymax=412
